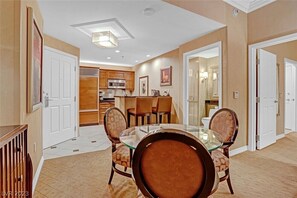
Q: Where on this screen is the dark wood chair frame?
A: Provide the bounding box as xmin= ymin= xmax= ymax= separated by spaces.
xmin=104 ymin=107 xmax=132 ymax=184
xmin=132 ymin=131 xmax=216 ymax=198
xmin=209 ymin=108 xmax=239 ymax=194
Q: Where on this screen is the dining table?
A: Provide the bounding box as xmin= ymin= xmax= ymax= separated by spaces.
xmin=119 ymin=124 xmax=223 ymax=152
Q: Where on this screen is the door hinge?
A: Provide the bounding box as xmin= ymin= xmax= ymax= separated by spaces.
xmin=74 ymin=96 xmax=76 ymax=102
xmin=256 ymin=135 xmax=260 ymax=142
xmin=256 ymin=97 xmax=260 ymax=103
xmin=74 ymin=126 xmax=77 ymax=131
xmin=257 ymin=59 xmax=260 ymax=65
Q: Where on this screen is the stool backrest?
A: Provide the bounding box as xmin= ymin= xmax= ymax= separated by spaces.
xmin=156 ymin=97 xmax=172 ymax=113
xmin=135 ymin=97 xmax=153 ymax=114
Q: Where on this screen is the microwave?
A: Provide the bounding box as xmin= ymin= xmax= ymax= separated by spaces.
xmin=108 ymin=79 xmax=126 ymax=89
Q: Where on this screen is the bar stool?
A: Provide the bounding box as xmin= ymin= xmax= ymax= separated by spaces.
xmin=127 ymin=97 xmax=153 ymax=127
xmin=152 ymin=97 xmax=172 ymax=124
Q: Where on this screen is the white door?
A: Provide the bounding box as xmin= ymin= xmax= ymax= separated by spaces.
xmin=285 ymin=61 xmax=296 ymax=132
xmin=257 ymin=49 xmax=277 ymax=149
xmin=43 ymin=47 xmax=77 ymax=148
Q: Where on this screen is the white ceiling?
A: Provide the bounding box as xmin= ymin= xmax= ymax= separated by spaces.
xmin=39 ymin=0 xmax=224 ymax=67
xmin=224 ymin=0 xmax=275 ymax=13
xmin=190 ymin=47 xmax=219 ymax=59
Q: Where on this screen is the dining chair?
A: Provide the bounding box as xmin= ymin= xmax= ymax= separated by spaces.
xmin=209 ymin=108 xmax=239 ymax=194
xmin=152 ymin=96 xmax=172 ymax=124
xmin=104 ymin=107 xmax=132 ymax=184
xmin=127 ymin=97 xmax=153 ymax=127
xmin=132 ymin=129 xmax=218 ymax=198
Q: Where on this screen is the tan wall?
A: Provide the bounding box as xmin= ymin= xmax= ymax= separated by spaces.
xmin=0 ymin=0 xmax=43 ymax=176
xmin=264 ymin=40 xmax=297 ymax=135
xmin=143 ymin=1 xmax=248 ymax=150
xmin=44 ymin=34 xmax=80 ymax=57
xmin=248 ymin=1 xmax=297 ymax=44
xmin=134 ymin=49 xmax=180 ymax=123
xmin=0 ymin=1 xmax=21 ymax=126
xmin=20 ymin=0 xmax=44 ymax=175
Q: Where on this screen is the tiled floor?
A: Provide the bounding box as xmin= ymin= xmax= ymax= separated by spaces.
xmin=43 ymin=125 xmax=111 ymax=159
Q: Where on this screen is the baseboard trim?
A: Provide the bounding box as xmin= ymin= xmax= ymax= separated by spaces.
xmin=276 ymin=134 xmax=285 ymax=140
xmin=230 ymin=146 xmax=248 ymax=156
xmin=33 ymin=156 xmax=44 ymax=194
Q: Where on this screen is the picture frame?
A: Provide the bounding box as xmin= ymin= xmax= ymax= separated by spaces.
xmin=139 ymin=76 xmax=149 ymax=96
xmin=160 ymin=66 xmax=172 ymax=86
xmin=27 ymin=7 xmax=43 ymax=113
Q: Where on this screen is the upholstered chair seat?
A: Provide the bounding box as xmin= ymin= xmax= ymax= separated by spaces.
xmin=209 ymin=108 xmax=239 ymax=194
xmin=112 ymin=144 xmax=131 ymax=167
xmin=211 ymin=150 xmax=230 ymax=172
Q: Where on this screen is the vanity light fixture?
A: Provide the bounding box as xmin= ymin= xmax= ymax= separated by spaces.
xmin=200 ymin=71 xmax=208 ymax=82
xmin=213 ymin=72 xmax=217 ymax=80
xmin=92 ymin=31 xmax=118 ymax=48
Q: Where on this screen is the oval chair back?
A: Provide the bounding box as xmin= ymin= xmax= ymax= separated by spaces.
xmin=132 ymin=129 xmax=215 ymax=198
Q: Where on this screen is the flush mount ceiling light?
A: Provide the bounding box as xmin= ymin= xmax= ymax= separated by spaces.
xmin=92 ymin=31 xmax=118 ymax=48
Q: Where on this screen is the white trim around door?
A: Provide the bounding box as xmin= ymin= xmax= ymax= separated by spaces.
xmin=248 ymin=33 xmax=297 ymax=151
xmin=183 ymin=41 xmax=222 ymax=124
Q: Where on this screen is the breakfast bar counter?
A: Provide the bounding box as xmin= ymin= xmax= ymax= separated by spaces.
xmin=115 ymin=96 xmax=166 ymax=126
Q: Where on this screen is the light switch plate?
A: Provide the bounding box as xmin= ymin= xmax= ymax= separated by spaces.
xmin=233 ymin=91 xmax=239 ymax=99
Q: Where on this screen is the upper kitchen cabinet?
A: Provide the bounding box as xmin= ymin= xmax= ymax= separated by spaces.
xmin=99 ymin=69 xmax=135 ymax=91
xmin=125 ymin=71 xmax=135 ymax=91
xmin=108 ymin=70 xmax=125 ymax=79
xmin=99 ymin=70 xmax=108 ymax=89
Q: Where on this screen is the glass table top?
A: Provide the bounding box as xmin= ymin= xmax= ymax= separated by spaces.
xmin=119 ymin=124 xmax=223 ymax=152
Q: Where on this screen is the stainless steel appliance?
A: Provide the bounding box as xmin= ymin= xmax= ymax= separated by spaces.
xmin=108 ymin=79 xmax=126 ymax=89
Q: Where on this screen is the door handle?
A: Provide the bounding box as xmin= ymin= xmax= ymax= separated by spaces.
xmin=274 ymin=100 xmax=278 ymax=103
xmin=286 ymin=99 xmax=290 ymax=101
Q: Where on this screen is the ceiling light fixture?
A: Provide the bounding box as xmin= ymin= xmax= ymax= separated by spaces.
xmin=135 ymin=60 xmax=139 ymax=63
xmin=107 ymin=57 xmax=111 ymax=59
xmin=146 ymin=55 xmax=151 ymax=57
xmin=92 ymin=31 xmax=118 ymax=48
xmin=115 ymin=50 xmax=120 ymax=53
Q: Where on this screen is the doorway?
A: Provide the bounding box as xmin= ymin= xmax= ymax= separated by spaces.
xmin=42 ymin=46 xmax=79 ymax=149
xmin=183 ymin=42 xmax=222 ymax=125
xmin=285 ymin=59 xmax=297 ymax=133
xmin=248 ymin=33 xmax=297 ymax=151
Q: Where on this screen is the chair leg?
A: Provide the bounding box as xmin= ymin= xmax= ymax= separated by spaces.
xmin=127 ymin=112 xmax=131 ymax=127
xmin=226 ymin=169 xmax=234 ymax=194
xmin=155 ymin=113 xmax=159 ymax=124
xmin=159 ymin=114 xmax=162 ymax=124
xmin=142 ymin=116 xmax=145 ymax=125
xmin=168 ymin=113 xmax=171 ymax=123
xmin=108 ymin=163 xmax=115 ymax=184
xmin=135 ymin=115 xmax=138 ymax=126
xmin=147 ymin=115 xmax=150 ymax=124
xmin=124 ymin=167 xmax=127 ymax=172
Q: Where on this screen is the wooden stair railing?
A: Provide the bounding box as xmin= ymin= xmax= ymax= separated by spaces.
xmin=0 ymin=125 xmax=32 ymax=198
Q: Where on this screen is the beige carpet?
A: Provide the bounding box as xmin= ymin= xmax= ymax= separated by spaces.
xmin=34 ymin=133 xmax=297 ymax=198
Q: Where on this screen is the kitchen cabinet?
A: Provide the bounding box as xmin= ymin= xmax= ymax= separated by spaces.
xmin=99 ymin=101 xmax=115 ymax=124
xmin=99 ymin=70 xmax=108 ymax=89
xmin=108 ymin=70 xmax=125 ymax=79
xmin=79 ymin=67 xmax=99 ymax=126
xmin=99 ymin=69 xmax=135 ymax=91
xmin=125 ymin=71 xmax=135 ymax=91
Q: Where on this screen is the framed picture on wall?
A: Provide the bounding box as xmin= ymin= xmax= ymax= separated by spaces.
xmin=160 ymin=66 xmax=172 ymax=86
xmin=139 ymin=76 xmax=149 ymax=96
xmin=27 ymin=7 xmax=43 ymax=113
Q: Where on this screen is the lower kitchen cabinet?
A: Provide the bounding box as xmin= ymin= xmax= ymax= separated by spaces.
xmin=80 ymin=111 xmax=99 ymax=126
